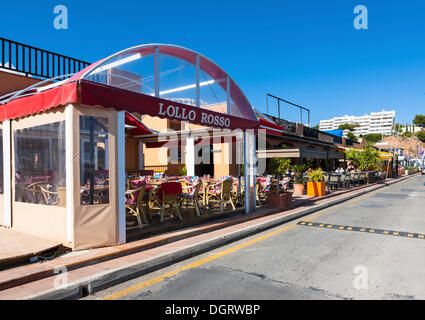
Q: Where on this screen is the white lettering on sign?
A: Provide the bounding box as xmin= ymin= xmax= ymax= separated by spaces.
xmin=159 ymin=103 xmax=230 ymax=128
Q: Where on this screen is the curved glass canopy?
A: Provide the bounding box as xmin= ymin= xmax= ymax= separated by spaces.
xmin=67 ymin=44 xmax=257 ymax=122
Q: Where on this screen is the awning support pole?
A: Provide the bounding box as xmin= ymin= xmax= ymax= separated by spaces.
xmin=186 ymin=134 xmax=195 ymax=177
xmin=65 ymin=105 xmax=75 ymax=244
xmin=154 ymin=46 xmax=159 ymax=98
xmin=117 ymin=111 xmax=126 ymax=244
xmin=3 ymin=120 xmax=11 ymax=227
xmin=244 ymin=131 xmax=249 ymax=213
xmin=244 ymin=130 xmax=256 ymax=213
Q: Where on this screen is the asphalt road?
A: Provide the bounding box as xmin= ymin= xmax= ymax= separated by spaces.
xmin=85 ymin=175 xmax=425 ymax=300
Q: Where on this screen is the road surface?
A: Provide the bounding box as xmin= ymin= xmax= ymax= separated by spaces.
xmin=84 ymin=175 xmax=425 ymax=300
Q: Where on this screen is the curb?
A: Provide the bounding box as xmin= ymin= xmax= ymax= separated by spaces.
xmin=20 ymin=175 xmax=416 ymax=300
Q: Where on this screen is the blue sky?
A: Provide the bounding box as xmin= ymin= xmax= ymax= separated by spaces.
xmin=1 ymin=0 xmax=425 ymax=125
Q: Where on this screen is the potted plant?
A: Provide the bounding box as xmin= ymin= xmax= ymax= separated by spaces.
xmin=266 ymin=158 xmax=292 ymax=210
xmin=291 ymin=164 xmax=307 ymax=196
xmin=307 ymin=168 xmax=326 ymax=197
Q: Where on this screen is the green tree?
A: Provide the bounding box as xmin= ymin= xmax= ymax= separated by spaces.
xmin=413 ymin=114 xmax=425 ymax=127
xmin=416 ymin=130 xmax=425 ymax=142
xmin=402 ymin=131 xmax=412 ymax=138
xmin=362 ymin=133 xmax=383 ymax=143
xmin=346 ymin=144 xmax=382 ymax=171
xmin=268 ymin=158 xmax=291 ymax=178
xmin=393 ymin=123 xmax=402 ymax=133
xmin=338 ymin=123 xmax=360 ymax=131
xmin=312 ymin=124 xmax=320 ymax=130
xmin=347 ymin=131 xmax=358 ymax=141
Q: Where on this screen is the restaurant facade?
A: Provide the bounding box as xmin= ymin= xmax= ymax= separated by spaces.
xmin=0 ymin=43 xmax=261 ymax=250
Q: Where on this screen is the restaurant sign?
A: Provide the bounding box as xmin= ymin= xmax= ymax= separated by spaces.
xmin=158 ymin=103 xmax=231 ymax=128
xmin=79 ymin=80 xmax=258 ymax=130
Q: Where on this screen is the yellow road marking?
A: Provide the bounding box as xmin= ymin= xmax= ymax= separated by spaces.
xmin=103 ymin=221 xmax=301 ymax=300
xmin=360 ymin=228 xmax=366 ymax=232
xmin=419 ymin=235 xmax=424 ymax=239
xmin=370 ymin=230 xmax=375 ymax=233
xmin=383 ymin=231 xmax=389 ymax=234
xmin=347 ymin=227 xmax=352 ymax=231
xmin=393 ymin=232 xmax=399 ymax=236
xmin=408 ymin=234 xmax=414 ymax=237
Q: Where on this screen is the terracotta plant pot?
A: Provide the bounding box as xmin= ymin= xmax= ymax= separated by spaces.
xmin=267 ymin=192 xmax=292 ymax=210
xmin=293 ymin=183 xmax=305 ymax=196
xmin=307 ymin=181 xmax=326 ymax=197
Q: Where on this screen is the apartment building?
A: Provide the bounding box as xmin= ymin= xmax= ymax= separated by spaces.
xmin=319 ymin=110 xmax=395 ymax=137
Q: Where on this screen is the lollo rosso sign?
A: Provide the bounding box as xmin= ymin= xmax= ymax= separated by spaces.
xmin=79 ymin=80 xmax=259 ymax=130
xmin=158 ymin=103 xmax=231 ymax=128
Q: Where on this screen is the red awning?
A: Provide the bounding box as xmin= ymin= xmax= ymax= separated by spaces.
xmin=125 ymin=112 xmax=152 ymax=136
xmin=259 ymin=117 xmax=284 ymax=136
xmin=79 ymin=80 xmax=259 ymax=130
xmin=0 ymin=82 xmax=78 ymax=122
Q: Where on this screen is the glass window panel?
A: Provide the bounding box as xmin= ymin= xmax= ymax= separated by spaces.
xmin=80 ymin=116 xmax=109 ymax=205
xmin=14 ymin=121 xmax=66 ymax=205
xmin=199 ymin=70 xmax=228 ymax=113
xmin=84 ymin=51 xmax=154 ymax=96
xmin=159 ymin=53 xmax=197 ymax=106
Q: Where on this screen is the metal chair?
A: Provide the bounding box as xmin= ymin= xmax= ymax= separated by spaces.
xmin=328 ymin=174 xmax=340 ymax=190
xmin=352 ymin=173 xmax=360 ymax=186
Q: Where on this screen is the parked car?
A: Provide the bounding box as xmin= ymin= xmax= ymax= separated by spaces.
xmin=421 ymin=167 xmax=425 ymax=175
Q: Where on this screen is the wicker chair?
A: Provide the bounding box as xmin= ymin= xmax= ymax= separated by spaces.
xmin=158 ymin=182 xmax=183 ymax=223
xmin=179 ymin=182 xmax=203 ymax=217
xmin=40 ymin=185 xmax=60 ymax=206
xmin=206 ymin=179 xmax=235 ymax=212
xmin=125 ymin=185 xmax=148 ymax=229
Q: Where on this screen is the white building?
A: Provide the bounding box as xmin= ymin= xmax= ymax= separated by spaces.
xmin=319 ymin=110 xmax=395 ymax=137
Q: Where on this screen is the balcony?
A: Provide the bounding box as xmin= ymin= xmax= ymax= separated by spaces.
xmin=0 ymin=37 xmax=90 ymax=80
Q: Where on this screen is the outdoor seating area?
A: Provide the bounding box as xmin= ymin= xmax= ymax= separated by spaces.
xmin=124 ymin=173 xmax=247 ymax=234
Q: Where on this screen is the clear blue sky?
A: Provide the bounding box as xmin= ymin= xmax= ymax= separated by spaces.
xmin=2 ymin=0 xmax=425 ymax=125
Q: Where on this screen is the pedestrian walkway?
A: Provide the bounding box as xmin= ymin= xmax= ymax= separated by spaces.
xmin=0 ymin=229 xmax=61 ymax=268
xmin=0 ymin=174 xmax=416 ymax=300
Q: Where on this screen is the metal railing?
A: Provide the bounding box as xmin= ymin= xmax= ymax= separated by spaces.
xmin=0 ymin=37 xmax=90 ymax=80
xmin=264 ymin=114 xmax=296 ymax=134
xmin=333 ymin=135 xmax=343 ymax=144
xmin=266 ymin=94 xmax=311 ymax=127
xmin=303 ymin=126 xmax=319 ymax=139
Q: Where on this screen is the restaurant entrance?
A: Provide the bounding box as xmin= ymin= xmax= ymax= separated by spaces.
xmin=195 ymin=145 xmax=214 ymax=177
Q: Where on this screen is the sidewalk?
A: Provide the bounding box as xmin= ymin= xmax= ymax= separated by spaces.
xmin=0 ymin=174 xmax=417 ymax=300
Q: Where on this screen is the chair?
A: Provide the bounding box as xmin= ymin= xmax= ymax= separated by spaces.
xmin=206 ymin=179 xmax=235 ymax=212
xmin=179 ymin=182 xmax=203 ymax=217
xmin=328 ymin=174 xmax=340 ymax=190
xmin=125 ymin=185 xmax=148 ymax=229
xmin=146 ymin=185 xmax=161 ymax=218
xmin=343 ymin=174 xmax=351 ymax=189
xmin=23 ymin=181 xmax=48 ymax=204
xmin=158 ymin=182 xmax=183 ymax=223
xmin=359 ymin=172 xmax=367 ymax=185
xmin=40 ymin=185 xmax=61 ymax=206
xmin=352 ymin=173 xmax=360 ymax=186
